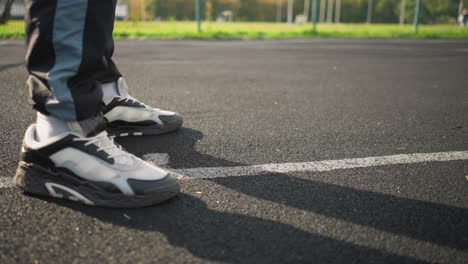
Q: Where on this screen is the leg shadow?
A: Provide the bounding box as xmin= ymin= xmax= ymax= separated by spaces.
xmin=0 ymin=63 xmax=23 ymax=72
xmin=38 ymin=194 xmax=427 ymax=264
xmin=116 ymin=128 xmax=468 ymax=250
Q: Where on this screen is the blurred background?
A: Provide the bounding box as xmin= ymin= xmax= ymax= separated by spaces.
xmin=1 ymin=0 xmax=468 ymax=39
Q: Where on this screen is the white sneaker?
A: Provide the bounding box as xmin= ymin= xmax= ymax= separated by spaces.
xmin=103 ymin=78 xmax=183 ymax=137
xmin=14 ymin=124 xmax=179 ymax=208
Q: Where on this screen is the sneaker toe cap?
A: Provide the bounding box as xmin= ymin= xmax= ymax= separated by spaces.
xmin=159 ymin=113 xmax=183 ymax=125
xmin=127 ymin=172 xmax=180 ymax=195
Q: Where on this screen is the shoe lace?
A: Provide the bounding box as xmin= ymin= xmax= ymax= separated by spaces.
xmin=73 ymin=132 xmax=133 ymax=165
xmin=117 ymin=96 xmax=160 ymax=111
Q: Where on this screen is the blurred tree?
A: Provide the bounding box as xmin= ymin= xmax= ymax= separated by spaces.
xmin=319 ymin=0 xmax=326 ymax=22
xmin=206 ymin=0 xmax=214 ymax=21
xmin=335 ymin=0 xmax=341 ymax=23
xmin=327 ymin=0 xmax=334 ymax=23
xmin=374 ymin=0 xmax=399 ymax=23
xmin=127 ymin=0 xmax=153 ymax=20
xmin=400 ymin=0 xmax=407 ymax=24
xmin=341 ymin=0 xmax=366 ymax=23
xmin=403 ymin=0 xmax=461 ymax=24
xmin=0 ymin=0 xmax=15 ymax=24
xmin=424 ymin=0 xmax=461 ymax=23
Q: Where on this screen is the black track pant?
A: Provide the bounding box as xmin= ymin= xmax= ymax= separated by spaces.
xmin=25 ymin=0 xmax=121 ymax=121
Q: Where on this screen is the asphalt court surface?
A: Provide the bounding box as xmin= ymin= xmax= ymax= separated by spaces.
xmin=0 ymin=39 xmax=467 ymax=263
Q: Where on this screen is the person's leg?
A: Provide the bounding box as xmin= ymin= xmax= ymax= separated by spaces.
xmin=16 ymin=0 xmax=179 ymax=207
xmin=25 ymin=0 xmax=110 ymax=123
xmin=89 ymin=0 xmax=122 ymax=85
xmin=64 ymin=0 xmax=183 ymax=136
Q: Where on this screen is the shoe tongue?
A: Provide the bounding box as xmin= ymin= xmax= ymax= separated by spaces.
xmin=116 ymin=78 xmax=150 ymax=109
xmin=67 ymin=115 xmax=107 ymax=138
xmin=117 ymin=77 xmax=130 ymax=97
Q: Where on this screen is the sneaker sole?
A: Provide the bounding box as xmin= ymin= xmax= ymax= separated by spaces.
xmin=13 ymin=162 xmax=180 ymax=208
xmin=107 ymin=118 xmax=183 ymax=138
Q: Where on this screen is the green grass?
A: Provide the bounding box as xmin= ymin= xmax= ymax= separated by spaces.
xmin=1 ymin=20 xmax=468 ymax=40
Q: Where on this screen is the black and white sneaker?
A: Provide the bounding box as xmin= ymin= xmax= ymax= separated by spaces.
xmin=14 ymin=125 xmax=179 ymax=208
xmin=103 ymin=78 xmax=183 ymax=137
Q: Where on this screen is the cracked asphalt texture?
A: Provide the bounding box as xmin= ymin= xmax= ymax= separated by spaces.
xmin=0 ymin=39 xmax=467 ymax=263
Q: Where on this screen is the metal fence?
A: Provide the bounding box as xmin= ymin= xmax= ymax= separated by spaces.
xmin=1 ymin=0 xmax=466 ymax=39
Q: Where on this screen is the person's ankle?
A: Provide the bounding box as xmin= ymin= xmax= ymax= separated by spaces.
xmin=101 ymin=81 xmax=119 ymax=104
xmin=35 ymin=112 xmax=107 ymax=142
xmin=35 ymin=112 xmax=71 ymax=142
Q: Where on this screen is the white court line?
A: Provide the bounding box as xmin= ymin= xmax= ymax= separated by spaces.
xmin=0 ymin=177 xmax=12 ymax=188
xmin=1 ymin=151 xmax=467 ymax=188
xmin=171 ymin=151 xmax=468 ymax=179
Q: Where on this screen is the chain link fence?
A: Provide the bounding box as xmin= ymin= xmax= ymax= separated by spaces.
xmin=1 ymin=0 xmax=467 ymax=39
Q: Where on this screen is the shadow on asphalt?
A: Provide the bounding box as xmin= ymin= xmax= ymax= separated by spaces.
xmin=39 ymin=193 xmax=426 ymax=264
xmin=0 ymin=63 xmax=23 ymax=72
xmin=118 ymin=128 xmax=468 ymax=251
xmin=36 ymin=128 xmax=466 ymax=263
